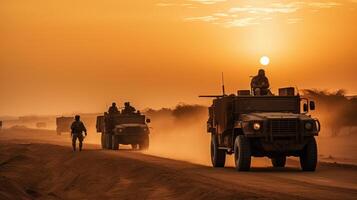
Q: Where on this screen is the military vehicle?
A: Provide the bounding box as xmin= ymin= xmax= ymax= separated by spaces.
xmin=96 ymin=111 xmax=151 ymax=150
xmin=56 ymin=116 xmax=73 ymax=135
xmin=201 ymin=87 xmax=320 ymax=171
xmin=36 ymin=122 xmax=47 ymax=129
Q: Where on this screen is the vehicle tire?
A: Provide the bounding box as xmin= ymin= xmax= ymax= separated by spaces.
xmin=210 ymin=134 xmax=226 ymax=167
xmin=234 ymin=135 xmax=251 ymax=171
xmin=300 ymin=137 xmax=317 ymax=171
xmin=106 ymin=134 xmax=113 ymax=149
xmin=101 ymin=133 xmax=106 ymax=149
xmin=112 ymin=135 xmax=119 ymax=150
xmin=131 ymin=144 xmax=139 ymax=150
xmin=139 ymin=135 xmax=149 ymax=150
xmin=271 ymin=156 xmax=286 ymax=167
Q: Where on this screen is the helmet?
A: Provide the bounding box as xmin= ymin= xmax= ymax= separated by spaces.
xmin=75 ymin=115 xmax=80 ymax=121
xmin=124 ymin=102 xmax=130 ymax=107
xmin=258 ymin=69 xmax=265 ymax=76
xmin=112 ymin=102 xmax=116 ymax=106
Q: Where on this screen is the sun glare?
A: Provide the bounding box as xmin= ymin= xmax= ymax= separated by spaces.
xmin=260 ymin=56 xmax=270 ymax=66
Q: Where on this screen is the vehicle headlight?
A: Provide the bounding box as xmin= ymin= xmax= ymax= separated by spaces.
xmin=143 ymin=128 xmax=148 ymax=131
xmin=118 ymin=128 xmax=123 ymax=132
xmin=253 ymin=122 xmax=261 ymax=131
xmin=305 ymin=122 xmax=313 ymax=130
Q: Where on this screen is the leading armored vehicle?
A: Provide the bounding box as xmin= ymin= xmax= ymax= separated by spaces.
xmin=96 ymin=110 xmax=151 ymax=150
xmin=201 ymin=87 xmax=320 ymax=171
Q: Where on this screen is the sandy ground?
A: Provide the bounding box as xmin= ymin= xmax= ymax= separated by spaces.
xmin=1 ymin=128 xmax=357 ymax=200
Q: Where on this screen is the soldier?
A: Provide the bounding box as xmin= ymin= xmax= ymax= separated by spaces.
xmin=108 ymin=102 xmax=120 ymax=114
xmin=251 ymin=69 xmax=270 ymax=96
xmin=122 ymin=102 xmax=136 ymax=114
xmin=70 ymin=115 xmax=87 ymax=151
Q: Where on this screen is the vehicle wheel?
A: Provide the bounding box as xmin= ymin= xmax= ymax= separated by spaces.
xmin=210 ymin=134 xmax=226 ymax=167
xmin=139 ymin=135 xmax=149 ymax=150
xmin=112 ymin=135 xmax=119 ymax=150
xmin=300 ymin=137 xmax=317 ymax=171
xmin=234 ymin=135 xmax=251 ymax=171
xmin=131 ymin=144 xmax=139 ymax=150
xmin=101 ymin=133 xmax=106 ymax=149
xmin=106 ymin=134 xmax=113 ymax=149
xmin=271 ymin=156 xmax=286 ymax=167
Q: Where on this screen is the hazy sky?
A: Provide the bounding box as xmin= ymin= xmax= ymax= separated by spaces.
xmin=1 ymin=0 xmax=357 ymax=116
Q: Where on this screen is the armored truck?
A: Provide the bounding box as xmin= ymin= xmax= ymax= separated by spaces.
xmin=96 ymin=112 xmax=150 ymax=150
xmin=56 ymin=116 xmax=73 ymax=135
xmin=202 ymin=87 xmax=320 ymax=171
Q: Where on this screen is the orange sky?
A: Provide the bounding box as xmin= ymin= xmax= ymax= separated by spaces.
xmin=1 ymin=0 xmax=357 ymax=116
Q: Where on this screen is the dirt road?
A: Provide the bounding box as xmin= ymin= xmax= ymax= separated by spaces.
xmin=1 ymin=129 xmax=357 ymax=200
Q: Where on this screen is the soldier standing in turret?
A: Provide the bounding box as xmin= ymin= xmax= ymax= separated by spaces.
xmin=70 ymin=115 xmax=87 ymax=151
xmin=122 ymin=102 xmax=136 ymax=114
xmin=108 ymin=102 xmax=120 ymax=114
xmin=251 ymin=69 xmax=270 ymax=96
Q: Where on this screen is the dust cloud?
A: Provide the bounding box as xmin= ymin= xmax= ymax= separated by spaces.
xmin=144 ymin=104 xmax=212 ymax=165
xmin=303 ymin=89 xmax=357 ymax=136
xmin=302 ymin=89 xmax=357 ymax=164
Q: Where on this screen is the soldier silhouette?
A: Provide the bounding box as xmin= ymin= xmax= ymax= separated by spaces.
xmin=251 ymin=69 xmax=271 ymax=96
xmin=70 ymin=115 xmax=87 ymax=151
xmin=122 ymin=102 xmax=136 ymax=114
xmin=108 ymin=102 xmax=120 ymax=114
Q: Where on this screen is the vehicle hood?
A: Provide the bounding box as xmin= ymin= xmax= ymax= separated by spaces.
xmin=241 ymin=112 xmax=312 ymax=121
xmin=115 ymin=123 xmax=147 ymax=128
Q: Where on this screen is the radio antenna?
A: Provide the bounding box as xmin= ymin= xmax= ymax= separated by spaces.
xmin=198 ymin=72 xmax=226 ymax=98
xmin=221 ymin=72 xmax=226 ymax=96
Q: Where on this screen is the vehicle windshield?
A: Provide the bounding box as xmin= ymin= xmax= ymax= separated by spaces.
xmin=235 ymin=96 xmax=300 ymax=113
xmin=114 ymin=115 xmax=146 ymax=124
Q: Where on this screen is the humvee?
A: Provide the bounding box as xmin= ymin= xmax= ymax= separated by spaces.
xmin=56 ymin=116 xmax=73 ymax=135
xmin=96 ymin=112 xmax=150 ymax=150
xmin=201 ymin=87 xmax=320 ymax=171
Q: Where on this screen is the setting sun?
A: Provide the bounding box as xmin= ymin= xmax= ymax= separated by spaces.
xmin=260 ymin=56 xmax=270 ymax=66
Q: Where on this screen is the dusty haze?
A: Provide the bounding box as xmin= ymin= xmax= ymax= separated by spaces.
xmin=3 ymin=99 xmax=357 ymax=166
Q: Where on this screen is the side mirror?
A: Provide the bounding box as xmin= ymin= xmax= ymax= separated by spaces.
xmin=146 ymin=118 xmax=151 ymax=123
xmin=310 ymin=101 xmax=316 ymax=111
xmin=303 ymin=103 xmax=308 ymax=112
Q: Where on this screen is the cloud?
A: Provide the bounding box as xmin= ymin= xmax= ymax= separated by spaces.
xmin=229 ymin=4 xmax=300 ymax=14
xmin=308 ymin=2 xmax=342 ymax=8
xmin=228 ymin=2 xmax=341 ymax=14
xmin=158 ymin=1 xmax=346 ymax=28
xmin=184 ymin=15 xmax=219 ymax=22
xmin=213 ymin=13 xmax=229 ymax=17
xmin=224 ymin=17 xmax=259 ymax=27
